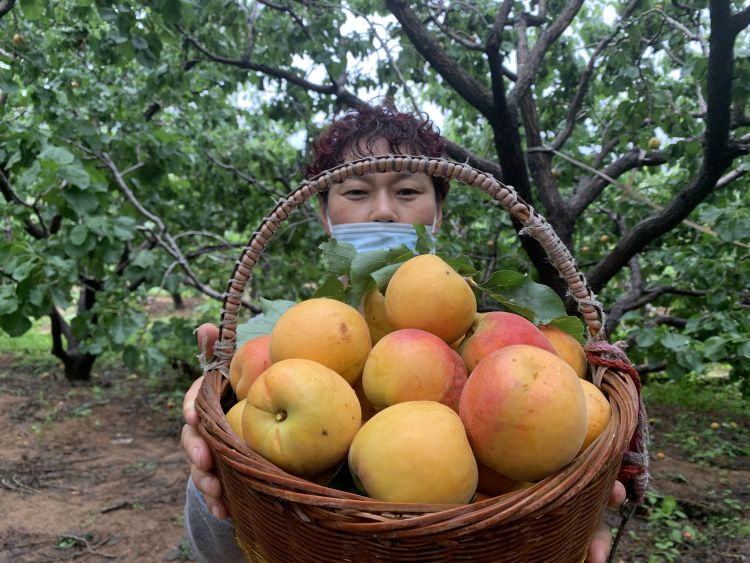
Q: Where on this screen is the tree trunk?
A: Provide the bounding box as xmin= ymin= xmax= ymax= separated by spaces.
xmin=49 ymin=278 xmax=102 ymax=382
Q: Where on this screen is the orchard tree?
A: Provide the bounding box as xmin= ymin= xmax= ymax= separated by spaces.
xmin=2 ymin=0 xmax=749 ymax=389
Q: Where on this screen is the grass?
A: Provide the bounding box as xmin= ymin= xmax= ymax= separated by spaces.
xmin=643 ymin=377 xmax=749 ymax=420
xmin=0 ymin=318 xmax=53 ymax=356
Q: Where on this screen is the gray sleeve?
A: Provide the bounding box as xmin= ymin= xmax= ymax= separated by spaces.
xmin=184 ymin=477 xmax=245 ymax=563
xmin=185 ymin=313 xmax=268 ymax=562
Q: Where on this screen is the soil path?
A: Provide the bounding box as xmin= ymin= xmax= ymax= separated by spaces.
xmin=1 ymin=352 xmax=748 ymax=562
xmin=0 ymin=356 xmax=191 ymax=562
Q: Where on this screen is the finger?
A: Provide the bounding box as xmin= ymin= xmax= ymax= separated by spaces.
xmin=190 ymin=466 xmax=228 ymax=520
xmin=182 ymin=376 xmax=204 ymax=427
xmin=181 ymin=423 xmax=214 ymax=471
xmin=608 ymin=480 xmax=627 ymax=507
xmin=191 ymin=464 xmax=223 ymax=499
xmin=585 ymin=523 xmax=612 ymax=563
xmin=195 ymin=322 xmax=219 ymax=360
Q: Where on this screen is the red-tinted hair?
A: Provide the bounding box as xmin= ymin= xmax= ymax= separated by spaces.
xmin=306 ymin=104 xmax=449 ymax=203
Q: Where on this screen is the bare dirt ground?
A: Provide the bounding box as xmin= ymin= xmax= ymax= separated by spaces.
xmin=0 ymin=354 xmax=192 ymax=563
xmin=1 ymin=344 xmax=748 ymax=562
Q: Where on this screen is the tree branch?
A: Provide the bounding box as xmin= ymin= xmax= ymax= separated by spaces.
xmin=0 ymin=0 xmax=14 ymax=20
xmin=178 ymin=25 xmax=338 ymax=96
xmin=95 ymin=151 xmax=257 ymax=311
xmin=0 ymin=168 xmax=50 ymax=239
xmin=426 ymin=4 xmax=485 ymax=51
xmin=385 ymin=0 xmax=494 ymax=118
xmin=443 ymin=139 xmax=504 ymax=180
xmin=204 ymin=151 xmax=287 ymax=199
xmin=587 ymin=2 xmax=741 ymax=292
xmin=551 ymin=0 xmax=641 ymax=151
xmin=733 ymin=5 xmax=750 ymax=35
xmin=507 ymin=0 xmax=585 ymax=109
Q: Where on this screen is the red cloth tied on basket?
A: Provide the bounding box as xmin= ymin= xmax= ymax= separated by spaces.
xmin=585 ymin=341 xmax=650 ymax=505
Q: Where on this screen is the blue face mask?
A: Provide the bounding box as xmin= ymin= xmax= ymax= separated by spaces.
xmin=330 ymin=222 xmax=435 ymax=253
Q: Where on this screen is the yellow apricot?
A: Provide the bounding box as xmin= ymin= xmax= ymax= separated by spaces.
xmin=384 ymin=254 xmax=477 ymax=344
xmin=270 ymin=298 xmax=372 ymax=385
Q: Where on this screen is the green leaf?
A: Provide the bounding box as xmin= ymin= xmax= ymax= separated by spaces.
xmin=703 ymin=336 xmax=727 ymax=360
xmin=131 ymin=250 xmax=155 ymax=268
xmin=235 ymin=298 xmax=296 ymax=346
xmin=660 ymin=332 xmax=690 ymax=351
xmin=39 ymin=145 xmax=75 ymax=165
xmin=58 ymin=162 xmax=91 ymax=189
xmin=349 ymin=247 xmax=413 ymax=306
xmin=131 ymin=34 xmax=149 ymax=50
xmin=313 ymin=273 xmax=348 ymax=301
xmin=69 ymin=224 xmax=89 ymax=246
xmin=155 ymin=0 xmax=182 ymax=23
xmin=437 ymin=253 xmax=478 ymax=277
xmin=113 ymin=217 xmax=137 ymax=241
xmin=319 ymin=239 xmax=356 ymax=276
xmin=548 ymin=315 xmax=586 ymax=344
xmin=738 ymin=341 xmax=750 ymax=360
xmin=0 ymin=287 xmax=19 ymax=315
xmin=371 ymin=263 xmax=402 ymax=294
xmin=413 ymin=223 xmax=436 ymax=255
xmin=19 ymin=0 xmax=44 ymax=20
xmin=479 ymin=270 xmax=566 ymax=324
xmin=62 ymin=188 xmax=99 ymax=214
xmin=0 ymin=313 xmax=32 ymax=337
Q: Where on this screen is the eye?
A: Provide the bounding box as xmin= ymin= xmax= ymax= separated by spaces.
xmin=340 ymin=186 xmax=370 ymax=198
xmin=395 ymin=184 xmax=425 ymax=197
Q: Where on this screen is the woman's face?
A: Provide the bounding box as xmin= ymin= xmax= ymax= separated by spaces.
xmin=320 ymin=137 xmax=443 ymax=233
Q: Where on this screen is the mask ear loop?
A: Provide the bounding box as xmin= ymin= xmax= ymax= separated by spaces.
xmin=324 ymin=201 xmax=334 ymax=233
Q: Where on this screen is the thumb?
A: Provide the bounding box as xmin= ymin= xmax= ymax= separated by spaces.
xmin=195 ymin=322 xmax=219 ymax=361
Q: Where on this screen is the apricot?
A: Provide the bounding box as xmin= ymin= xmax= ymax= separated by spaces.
xmin=269 ymin=298 xmax=372 ymax=385
xmin=384 ymin=254 xmax=477 ymax=344
xmin=229 ymin=334 xmax=272 ymax=400
xmin=459 ymin=311 xmax=556 ymax=372
xmin=362 ymin=328 xmax=467 ymax=412
xmin=540 ymin=324 xmax=587 ymax=378
xmin=459 ymin=344 xmax=587 ymax=482
xmin=579 ymin=379 xmax=611 ymax=453
xmin=348 ymin=401 xmax=478 ymax=504
xmin=476 ymin=462 xmax=533 ymax=497
xmin=242 ymin=358 xmax=362 ymax=476
xmin=362 ymin=288 xmax=395 ymax=344
xmin=225 ymin=399 xmax=246 ymax=440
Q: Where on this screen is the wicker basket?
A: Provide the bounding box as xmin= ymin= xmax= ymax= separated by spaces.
xmin=196 ymin=155 xmax=644 ymax=563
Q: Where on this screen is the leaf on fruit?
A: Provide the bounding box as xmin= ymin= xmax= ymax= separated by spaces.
xmin=479 ymin=270 xmax=566 ymax=324
xmin=547 ymin=315 xmax=586 ymax=344
xmin=437 ymin=253 xmax=478 ymax=277
xmin=349 ymin=247 xmax=413 ymax=306
xmin=319 ymin=239 xmax=356 ymax=277
xmin=313 ymin=274 xmax=348 ymax=301
xmin=235 ymin=298 xmax=296 ymax=346
xmin=413 ymin=223 xmax=436 ymax=255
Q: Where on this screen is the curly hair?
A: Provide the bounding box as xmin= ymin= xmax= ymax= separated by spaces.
xmin=306 ymin=104 xmax=449 ymax=203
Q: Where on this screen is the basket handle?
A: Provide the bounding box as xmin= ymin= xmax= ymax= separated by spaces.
xmin=212 ymin=154 xmax=605 ymax=370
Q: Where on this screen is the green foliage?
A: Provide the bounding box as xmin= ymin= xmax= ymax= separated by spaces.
xmin=641 ymin=491 xmax=698 ymax=562
xmin=2 ymin=0 xmax=749 ymax=389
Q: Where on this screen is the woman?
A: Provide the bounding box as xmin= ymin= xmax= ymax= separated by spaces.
xmin=181 ymin=104 xmax=625 ymax=562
